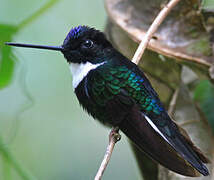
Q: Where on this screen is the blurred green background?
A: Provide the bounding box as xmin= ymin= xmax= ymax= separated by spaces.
xmin=0 ymin=0 xmax=142 ymax=179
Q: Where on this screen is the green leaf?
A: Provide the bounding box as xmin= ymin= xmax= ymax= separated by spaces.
xmin=194 ymin=80 xmax=214 ymax=132
xmin=0 ymin=24 xmax=17 ymax=88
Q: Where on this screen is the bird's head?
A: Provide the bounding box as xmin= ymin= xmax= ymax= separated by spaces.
xmin=62 ymin=26 xmax=113 ymax=64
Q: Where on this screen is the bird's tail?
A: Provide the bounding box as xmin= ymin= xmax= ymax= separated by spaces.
xmin=118 ymin=110 xmax=209 ymax=177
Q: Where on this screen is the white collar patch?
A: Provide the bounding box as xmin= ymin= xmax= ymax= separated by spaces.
xmin=144 ymin=115 xmax=170 ymax=144
xmin=69 ymin=61 xmax=105 ymax=88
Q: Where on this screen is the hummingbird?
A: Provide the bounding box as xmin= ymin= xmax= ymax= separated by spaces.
xmin=6 ymin=25 xmax=209 ymax=177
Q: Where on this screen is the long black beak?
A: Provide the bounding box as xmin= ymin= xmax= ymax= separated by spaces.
xmin=5 ymin=42 xmax=63 ymax=51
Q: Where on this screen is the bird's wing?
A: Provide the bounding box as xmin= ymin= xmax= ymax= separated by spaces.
xmin=119 ymin=106 xmax=201 ymax=177
xmin=121 ymin=60 xmax=210 ymax=175
xmin=91 ymin=62 xmax=209 ymax=176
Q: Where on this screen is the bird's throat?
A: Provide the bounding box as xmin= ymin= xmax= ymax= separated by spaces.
xmin=69 ymin=61 xmax=106 ymax=88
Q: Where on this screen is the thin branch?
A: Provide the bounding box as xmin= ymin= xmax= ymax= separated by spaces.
xmin=168 ymin=88 xmax=200 ymax=127
xmin=168 ymin=89 xmax=200 ymax=127
xmin=132 ymin=0 xmax=181 ymax=64
xmin=179 ymin=120 xmax=200 ymax=127
xmin=168 ymin=88 xmax=179 ymax=117
xmin=95 ymin=0 xmax=182 ymax=179
xmin=94 ymin=127 xmax=121 ymax=180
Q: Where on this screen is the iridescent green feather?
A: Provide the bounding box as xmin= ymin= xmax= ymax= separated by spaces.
xmin=91 ymin=65 xmax=162 ymax=115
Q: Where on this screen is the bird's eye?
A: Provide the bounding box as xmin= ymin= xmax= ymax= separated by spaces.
xmin=82 ymin=40 xmax=93 ymax=48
